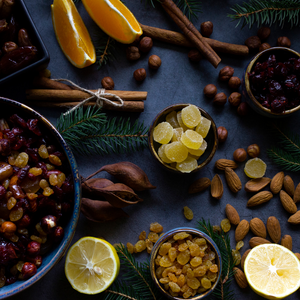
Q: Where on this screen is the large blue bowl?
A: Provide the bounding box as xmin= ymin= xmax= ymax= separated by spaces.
xmin=0 ymin=98 xmax=81 ymax=299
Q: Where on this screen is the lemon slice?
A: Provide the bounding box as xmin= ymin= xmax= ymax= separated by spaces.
xmin=81 ymin=0 xmax=143 ymax=44
xmin=244 ymin=157 xmax=267 ymax=178
xmin=65 ymin=237 xmax=120 ymax=294
xmin=244 ymin=244 xmax=300 ymax=299
xmin=51 ymin=0 xmax=96 ymax=68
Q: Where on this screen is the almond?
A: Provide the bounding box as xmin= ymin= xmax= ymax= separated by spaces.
xmin=188 ymin=177 xmax=211 ymax=194
xmin=244 ymin=177 xmax=271 ymax=192
xmin=279 ymin=190 xmax=297 ymax=214
xmin=225 ymin=167 xmax=242 ymax=193
xmin=211 ymin=174 xmax=223 ymax=199
xmin=235 ymin=219 xmax=250 ymax=242
xmin=215 ymin=159 xmax=238 ymax=170
xmin=225 ymin=204 xmax=240 ymax=225
xmin=233 ymin=267 xmax=248 ymax=288
xmin=294 ymin=183 xmax=300 ymax=203
xmin=288 ymin=210 xmax=300 ymax=224
xmin=281 ymin=234 xmax=292 ymax=251
xmin=249 ymin=237 xmax=271 ymax=248
xmin=294 ymin=253 xmax=300 ymax=261
xmin=270 ymin=171 xmax=284 ymax=194
xmin=241 ymin=249 xmax=251 ymax=271
xmin=267 ymin=216 xmax=281 ymax=243
xmin=249 ymin=218 xmax=266 ymax=238
xmin=247 ymin=191 xmax=273 ymax=207
xmin=283 ymin=175 xmax=295 ymax=197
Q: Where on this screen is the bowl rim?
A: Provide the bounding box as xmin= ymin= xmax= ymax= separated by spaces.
xmin=245 ymin=46 xmax=300 ymax=116
xmin=148 ymin=104 xmax=218 ymax=174
xmin=150 ymin=227 xmax=222 ymax=300
xmin=0 ymin=98 xmax=81 ymax=299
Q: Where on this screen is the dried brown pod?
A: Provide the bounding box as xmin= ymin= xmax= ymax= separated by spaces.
xmin=188 ymin=177 xmax=211 ymax=194
xmin=82 ymin=178 xmax=114 ymax=198
xmin=81 ymin=198 xmax=128 ymax=222
xmin=99 ymin=161 xmax=156 ymax=191
xmin=270 ymin=171 xmax=284 ymax=194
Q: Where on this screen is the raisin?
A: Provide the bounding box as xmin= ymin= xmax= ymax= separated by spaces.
xmin=183 ymin=206 xmax=194 ymax=220
xmin=150 ymin=222 xmax=163 ymax=233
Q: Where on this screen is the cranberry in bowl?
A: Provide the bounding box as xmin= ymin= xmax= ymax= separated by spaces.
xmin=242 ymin=47 xmax=300 ymax=117
xmin=0 ymin=98 xmax=81 ymax=298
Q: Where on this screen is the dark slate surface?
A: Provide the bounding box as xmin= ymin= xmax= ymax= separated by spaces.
xmin=4 ymin=0 xmax=300 ymax=299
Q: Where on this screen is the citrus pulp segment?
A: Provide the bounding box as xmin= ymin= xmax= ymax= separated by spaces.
xmin=244 ymin=157 xmax=267 ymax=178
xmin=81 ymin=0 xmax=142 ymax=44
xmin=65 ymin=237 xmax=120 ymax=294
xmin=244 ymin=244 xmax=300 ymax=299
xmin=51 ymin=0 xmax=96 ymax=68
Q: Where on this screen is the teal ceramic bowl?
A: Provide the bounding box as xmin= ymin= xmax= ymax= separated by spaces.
xmin=0 ymin=98 xmax=81 ymax=299
xmin=150 ymin=227 xmax=222 ymax=300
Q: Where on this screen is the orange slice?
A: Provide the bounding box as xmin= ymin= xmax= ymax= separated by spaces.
xmin=81 ymin=0 xmax=143 ymax=44
xmin=51 ymin=0 xmax=96 ymax=68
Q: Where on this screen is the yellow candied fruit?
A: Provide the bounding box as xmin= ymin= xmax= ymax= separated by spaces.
xmin=153 ymin=122 xmax=173 ymax=144
xmin=181 ymin=105 xmax=201 ymax=128
xmin=244 ymin=157 xmax=267 ymax=179
xmin=187 ymin=139 xmax=207 ymax=157
xmin=166 ymin=111 xmax=180 ymax=128
xmin=165 ymin=141 xmax=188 ymax=163
xmin=181 ymin=130 xmax=203 ymax=150
xmin=158 ymin=145 xmax=173 ymax=164
xmin=177 ymin=111 xmax=189 ymax=131
xmin=172 ymin=127 xmax=184 ymax=142
xmin=195 ymin=116 xmax=211 ymax=138
xmin=176 ymin=157 xmax=198 ymax=173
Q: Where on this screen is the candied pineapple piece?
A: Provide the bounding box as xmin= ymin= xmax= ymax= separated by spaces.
xmin=181 ymin=105 xmax=201 ymax=128
xmin=195 ymin=116 xmax=211 ymax=138
xmin=181 ymin=130 xmax=203 ymax=150
xmin=165 ymin=141 xmax=188 ymax=163
xmin=177 ymin=111 xmax=189 ymax=131
xmin=166 ymin=111 xmax=180 ymax=128
xmin=187 ymin=139 xmax=207 ymax=156
xmin=172 ymin=127 xmax=184 ymax=142
xmin=153 ymin=122 xmax=173 ymax=144
xmin=158 ymin=145 xmax=172 ymax=163
xmin=176 ymin=157 xmax=198 ymax=173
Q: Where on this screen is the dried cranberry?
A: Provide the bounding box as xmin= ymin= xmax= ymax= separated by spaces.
xmin=6 ymin=276 xmax=17 ymax=285
xmin=271 ymin=98 xmax=287 ymax=113
xmin=16 ymin=214 xmax=31 ymax=228
xmin=25 ymin=148 xmax=39 ymax=163
xmin=53 ymin=226 xmax=64 ymax=243
xmin=0 ymin=241 xmax=18 ymax=265
xmin=0 ymin=185 xmax=6 ymax=199
xmin=17 ymin=165 xmax=30 ymax=183
xmin=0 ymin=139 xmax=11 ymax=156
xmin=267 ymin=54 xmax=276 ymax=67
xmin=27 ymin=241 xmax=40 ymax=256
xmin=268 ymin=80 xmax=284 ymax=96
xmin=9 ymin=114 xmax=27 ymax=129
xmin=26 ymin=255 xmax=42 ymax=267
xmin=27 ymin=119 xmax=42 ymax=136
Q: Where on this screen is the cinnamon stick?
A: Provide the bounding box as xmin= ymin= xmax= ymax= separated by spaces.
xmin=32 ymin=76 xmax=72 ymax=90
xmin=140 ymin=24 xmax=249 ymax=56
xmin=160 ymin=0 xmax=221 ymax=68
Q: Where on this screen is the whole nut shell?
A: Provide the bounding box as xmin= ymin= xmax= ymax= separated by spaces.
xmin=225 ymin=167 xmax=242 ymax=193
xmin=213 ymin=92 xmax=227 ymax=106
xmin=249 ymin=237 xmax=271 ymax=248
xmin=247 ymin=191 xmax=273 ymax=207
xmin=228 ymin=92 xmax=242 ymax=107
xmin=259 ymin=43 xmax=271 ymax=52
xmin=235 ymin=219 xmax=250 ymax=242
xmin=139 ymin=36 xmax=153 ymax=53
xmin=283 ymin=175 xmax=295 ymax=197
xmin=225 ymin=204 xmax=240 ymax=225
xmin=279 ymin=190 xmax=297 ymax=214
xmin=228 ymin=76 xmax=241 ymax=89
xmin=294 ymin=183 xmax=300 ymax=203
xmin=250 ymin=217 xmax=266 ymax=238
xmin=288 ymin=211 xmax=300 ymax=224
xmin=203 ymin=84 xmax=217 ymax=98
xmin=188 ymin=177 xmax=211 ymax=194
xmin=237 ymin=102 xmax=249 ymax=116
xmin=245 ymin=36 xmax=261 ymax=50
xmin=277 ymin=36 xmax=291 ymax=48
xmin=148 ymin=54 xmax=161 ymax=70
xmin=257 ymin=27 xmax=271 ymax=40
xmin=215 ymin=159 xmax=238 ymax=170
xmin=233 ymin=148 xmax=247 ymax=162
xmin=281 ymin=234 xmax=292 ymax=251
xmin=126 ymin=46 xmax=140 ymax=61
xmin=219 ymin=66 xmax=234 ymax=81
xmin=233 ymin=267 xmax=248 ymax=289
xmin=267 ymin=216 xmax=281 ymax=243
xmin=247 ymin=144 xmax=260 ymax=158
xmin=270 ymin=171 xmax=284 ymax=194
xmin=133 ymin=68 xmax=147 ymax=82
xmin=244 ymin=177 xmax=271 ymax=192
xmin=101 ymin=76 xmax=114 ymax=90
xmin=217 ymin=126 xmax=228 ymax=143
xmin=200 ymin=21 xmax=213 ymax=37
xmin=211 ymin=174 xmax=223 ymax=199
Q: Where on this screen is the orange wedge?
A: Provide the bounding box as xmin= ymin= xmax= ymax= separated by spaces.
xmin=81 ymin=0 xmax=143 ymax=44
xmin=51 ymin=0 xmax=96 ymax=68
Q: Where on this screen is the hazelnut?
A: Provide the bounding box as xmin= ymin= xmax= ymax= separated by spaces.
xmin=148 ymin=54 xmax=161 ymax=70
xmin=2 ymin=42 xmax=17 ymax=54
xmin=203 ymin=84 xmax=217 ymax=98
xmin=219 ymin=66 xmax=234 ymax=82
xmin=228 ymin=92 xmax=242 ymax=107
xmin=188 ymin=49 xmax=202 ymax=62
xmin=40 ymin=215 xmax=57 ymax=233
xmin=27 ymin=241 xmax=41 ymax=256
xmin=259 ymin=43 xmax=271 ymax=52
xmin=130 ymin=36 xmax=141 ymax=47
xmin=139 ymin=36 xmax=153 ymax=53
xmin=213 ymin=92 xmax=227 ymax=106
xmin=133 ymin=68 xmax=147 ymax=82
xmin=257 ymin=27 xmax=271 ymax=41
xmin=233 ymin=148 xmax=247 ymax=162
xmin=200 ymin=21 xmax=213 ymax=37
xmin=27 ymin=255 xmax=42 ymax=268
xmin=228 ymin=77 xmax=241 ymax=89
xmin=53 ymin=226 xmax=64 ymax=243
xmin=237 ymin=102 xmax=249 ymax=116
xmin=21 ymin=262 xmax=37 ymax=280
xmin=245 ymin=36 xmax=261 ymax=50
xmin=101 ymin=76 xmax=114 ymax=90
xmin=247 ymin=144 xmax=260 ymax=158
xmin=126 ymin=46 xmax=140 ymax=61
xmin=277 ymin=36 xmax=291 ymax=48
xmin=217 ymin=126 xmax=228 ymax=143
xmin=0 ymin=221 xmax=16 ymax=235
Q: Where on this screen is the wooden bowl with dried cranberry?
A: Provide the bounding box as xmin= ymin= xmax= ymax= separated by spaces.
xmin=242 ymin=47 xmax=300 ymax=117
xmin=0 ymin=98 xmax=81 ymax=299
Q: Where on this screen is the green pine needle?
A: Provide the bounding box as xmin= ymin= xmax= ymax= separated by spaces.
xmin=95 ymin=35 xmax=117 ymax=69
xmin=56 ymin=107 xmax=148 ymax=156
xmin=228 ymin=0 xmax=300 ymax=28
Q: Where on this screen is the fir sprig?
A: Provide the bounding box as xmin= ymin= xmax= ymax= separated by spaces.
xmin=228 ymin=0 xmax=300 ymax=28
xmin=95 ymin=35 xmax=117 ymax=68
xmin=267 ymin=124 xmax=300 ymax=172
xmin=56 ymin=107 xmax=148 ymax=156
xmin=198 ymin=219 xmax=236 ymax=300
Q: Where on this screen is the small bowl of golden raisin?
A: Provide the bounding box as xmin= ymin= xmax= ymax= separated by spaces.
xmin=150 ymin=227 xmax=222 ymax=299
xmin=148 ymin=104 xmax=218 ymax=173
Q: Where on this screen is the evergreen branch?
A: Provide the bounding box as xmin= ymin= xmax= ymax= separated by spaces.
xmin=198 ymin=219 xmax=235 ymax=300
xmin=267 ymin=148 xmax=300 ymax=172
xmin=95 ymin=35 xmax=116 ymax=68
xmin=104 ymin=282 xmax=143 ymax=300
xmin=228 ymin=0 xmax=300 ymax=28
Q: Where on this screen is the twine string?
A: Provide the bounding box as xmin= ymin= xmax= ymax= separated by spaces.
xmin=53 ymin=79 xmax=124 ymax=115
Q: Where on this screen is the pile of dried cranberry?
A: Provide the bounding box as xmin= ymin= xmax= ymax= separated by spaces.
xmin=249 ymin=54 xmax=300 ymax=113
xmin=0 ymin=114 xmax=74 ymax=287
